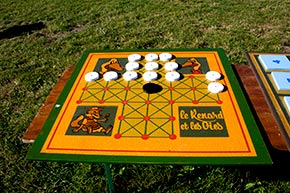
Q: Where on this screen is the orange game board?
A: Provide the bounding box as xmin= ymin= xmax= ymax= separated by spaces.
xmin=27 ymin=49 xmax=271 ymax=164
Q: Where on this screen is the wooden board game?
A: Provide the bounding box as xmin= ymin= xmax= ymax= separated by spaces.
xmin=27 ymin=49 xmax=271 ymax=164
xmin=246 ymin=52 xmax=290 ymax=151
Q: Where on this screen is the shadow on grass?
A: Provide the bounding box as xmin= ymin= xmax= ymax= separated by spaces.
xmin=244 ymin=148 xmax=290 ymax=181
xmin=0 ymin=22 xmax=45 ymax=39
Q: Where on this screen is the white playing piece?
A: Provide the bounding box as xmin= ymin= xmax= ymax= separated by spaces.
xmin=165 ymin=71 xmax=180 ymax=81
xmin=125 ymin=62 xmax=140 ymax=71
xmin=123 ymin=71 xmax=138 ymax=81
xmin=208 ymin=82 xmax=224 ymax=93
xmin=103 ymin=71 xmax=118 ymax=81
xmin=206 ymin=71 xmax=222 ymax=81
xmin=143 ymin=71 xmax=158 ymax=81
xmin=128 ymin=54 xmax=141 ymax=62
xmin=145 ymin=62 xmax=159 ymax=71
xmin=164 ymin=62 xmax=179 ymax=71
xmin=145 ymin=53 xmax=159 ymax=62
xmin=159 ymin=52 xmax=172 ymax=61
xmin=85 ymin=72 xmax=99 ymax=82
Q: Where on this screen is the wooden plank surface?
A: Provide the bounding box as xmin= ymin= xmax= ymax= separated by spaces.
xmin=22 ymin=64 xmax=288 ymax=151
xmin=233 ymin=65 xmax=288 ymax=151
xmin=22 ymin=65 xmax=75 ymax=143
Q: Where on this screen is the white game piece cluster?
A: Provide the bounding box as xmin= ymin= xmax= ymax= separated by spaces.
xmin=143 ymin=71 xmax=158 ymax=81
xmin=159 ymin=53 xmax=172 ymax=62
xmin=123 ymin=71 xmax=138 ymax=81
xmin=208 ymin=82 xmax=224 ymax=93
xmin=145 ymin=53 xmax=159 ymax=62
xmin=163 ymin=57 xmax=180 ymax=81
xmin=123 ymin=54 xmax=142 ymax=81
xmin=128 ymin=54 xmax=141 ymax=62
xmin=85 ymin=72 xmax=100 ymax=82
xmin=125 ymin=62 xmax=139 ymax=71
xmin=206 ymin=70 xmax=224 ymax=93
xmin=145 ymin=62 xmax=159 ymax=71
xmin=165 ymin=71 xmax=180 ymax=82
xmin=104 ymin=71 xmax=118 ymax=81
xmin=143 ymin=54 xmax=160 ymax=81
xmin=164 ymin=62 xmax=179 ymax=71
xmin=206 ymin=71 xmax=221 ymax=81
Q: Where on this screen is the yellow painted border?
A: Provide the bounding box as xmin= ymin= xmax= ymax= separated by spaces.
xmin=39 ymin=51 xmax=257 ymax=157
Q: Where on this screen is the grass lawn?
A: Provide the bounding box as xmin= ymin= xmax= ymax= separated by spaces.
xmin=1 ymin=0 xmax=290 ymax=192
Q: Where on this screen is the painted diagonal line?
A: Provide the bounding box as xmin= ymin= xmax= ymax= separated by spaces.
xmin=104 ymin=88 xmax=126 ymax=102
xmin=169 ymin=82 xmax=174 ymax=135
xmin=193 ymin=76 xmax=208 ymax=87
xmin=143 ymin=94 xmax=151 ymax=135
xmin=148 ymin=120 xmax=171 ymax=136
xmin=150 ymin=90 xmax=171 ymax=102
xmin=195 ymin=89 xmax=218 ymax=101
xmin=120 ymin=127 xmax=142 ymax=136
xmin=173 ymin=88 xmax=194 ymax=102
xmin=149 ymin=103 xmax=172 ymax=117
xmin=172 ymin=79 xmax=192 ymax=88
xmin=79 ymin=82 xmax=89 ymax=100
xmin=120 ymin=119 xmax=144 ymax=135
xmin=100 ymin=82 xmax=109 ymax=100
xmin=130 ymin=79 xmax=144 ymax=88
xmin=123 ymin=103 xmax=146 ymax=117
xmin=126 ymin=89 xmax=147 ymax=101
xmin=156 ymin=81 xmax=169 ymax=88
xmin=81 ymin=89 xmax=104 ymax=101
xmin=109 ymin=79 xmax=128 ymax=88
xmin=86 ymin=81 xmax=100 ymax=88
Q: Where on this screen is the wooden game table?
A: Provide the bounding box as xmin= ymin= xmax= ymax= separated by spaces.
xmin=22 ymin=64 xmax=288 ymax=151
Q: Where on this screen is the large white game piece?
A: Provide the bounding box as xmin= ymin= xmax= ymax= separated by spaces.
xmin=145 ymin=53 xmax=159 ymax=62
xmin=128 ymin=54 xmax=142 ymax=62
xmin=206 ymin=71 xmax=222 ymax=81
xmin=123 ymin=71 xmax=138 ymax=81
xmin=85 ymin=72 xmax=99 ymax=82
xmin=208 ymin=82 xmax=224 ymax=93
xmin=159 ymin=52 xmax=172 ymax=62
xmin=143 ymin=71 xmax=158 ymax=81
xmin=164 ymin=62 xmax=179 ymax=71
xmin=145 ymin=62 xmax=159 ymax=71
xmin=125 ymin=62 xmax=140 ymax=71
xmin=165 ymin=72 xmax=180 ymax=81
xmin=103 ymin=71 xmax=118 ymax=81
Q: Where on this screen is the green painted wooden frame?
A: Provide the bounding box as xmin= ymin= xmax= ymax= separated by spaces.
xmin=27 ymin=48 xmax=272 ymax=165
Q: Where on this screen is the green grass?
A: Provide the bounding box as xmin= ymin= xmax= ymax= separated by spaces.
xmin=1 ymin=0 xmax=290 ymax=192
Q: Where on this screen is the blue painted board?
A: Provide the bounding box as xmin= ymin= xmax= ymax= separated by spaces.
xmin=284 ymin=96 xmax=290 ymax=113
xmin=259 ymin=55 xmax=290 ymax=71
xmin=271 ymin=72 xmax=290 ymax=91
